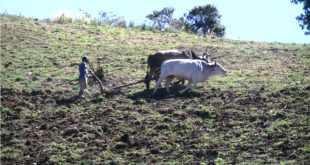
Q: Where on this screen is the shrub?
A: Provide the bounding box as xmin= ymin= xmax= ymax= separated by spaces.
xmin=128 ymin=21 xmax=135 ymax=28
xmin=115 ymin=18 xmax=126 ymax=28
xmin=47 ymin=77 xmax=53 ymax=81
xmin=54 ymin=13 xmax=72 ymax=24
xmin=15 ymin=76 xmax=24 ymax=82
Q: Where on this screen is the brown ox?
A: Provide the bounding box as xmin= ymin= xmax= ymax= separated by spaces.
xmin=144 ymin=49 xmax=203 ymax=89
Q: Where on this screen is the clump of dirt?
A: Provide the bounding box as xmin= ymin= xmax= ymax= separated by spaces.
xmin=63 ymin=127 xmax=79 ymax=136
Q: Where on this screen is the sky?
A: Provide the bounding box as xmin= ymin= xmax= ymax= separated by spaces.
xmin=0 ymin=0 xmax=309 ymax=44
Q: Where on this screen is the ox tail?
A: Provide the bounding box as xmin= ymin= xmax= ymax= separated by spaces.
xmin=144 ymin=56 xmax=152 ymax=89
xmin=146 ymin=57 xmax=151 ymax=78
xmin=146 ymin=63 xmax=150 ymax=76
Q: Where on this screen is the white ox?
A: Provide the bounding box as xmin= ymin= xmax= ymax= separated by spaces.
xmin=151 ymin=59 xmax=227 ymax=95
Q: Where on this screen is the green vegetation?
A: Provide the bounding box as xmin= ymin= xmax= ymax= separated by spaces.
xmin=1 ymin=15 xmax=310 ymax=164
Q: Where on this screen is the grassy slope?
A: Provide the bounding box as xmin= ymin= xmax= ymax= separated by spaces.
xmin=1 ymin=15 xmax=310 ymax=164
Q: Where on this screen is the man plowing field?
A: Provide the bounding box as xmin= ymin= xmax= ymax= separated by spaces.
xmin=78 ymin=56 xmax=90 ymax=98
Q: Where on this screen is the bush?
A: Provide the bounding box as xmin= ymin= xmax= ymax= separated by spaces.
xmin=115 ymin=18 xmax=126 ymax=28
xmin=128 ymin=21 xmax=135 ymax=28
xmin=54 ymin=13 xmax=72 ymax=24
xmin=47 ymin=77 xmax=53 ymax=81
xmin=15 ymin=76 xmax=24 ymax=82
xmin=141 ymin=22 xmax=147 ymax=30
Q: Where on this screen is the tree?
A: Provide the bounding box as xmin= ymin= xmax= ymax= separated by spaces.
xmin=96 ymin=11 xmax=126 ymax=27
xmin=212 ymin=24 xmax=226 ymax=37
xmin=186 ymin=4 xmax=225 ymax=37
xmin=291 ymin=0 xmax=310 ymax=35
xmin=169 ymin=18 xmax=187 ymax=31
xmin=97 ymin=11 xmax=116 ymax=25
xmin=146 ymin=7 xmax=175 ymax=29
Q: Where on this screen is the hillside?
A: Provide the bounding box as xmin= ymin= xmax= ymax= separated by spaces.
xmin=1 ymin=15 xmax=310 ymax=164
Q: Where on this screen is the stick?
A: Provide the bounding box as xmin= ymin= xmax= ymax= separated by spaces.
xmin=88 ymin=62 xmax=106 ymax=93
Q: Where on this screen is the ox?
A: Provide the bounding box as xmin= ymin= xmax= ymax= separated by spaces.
xmin=151 ymin=59 xmax=227 ymax=95
xmin=144 ymin=49 xmax=202 ymax=90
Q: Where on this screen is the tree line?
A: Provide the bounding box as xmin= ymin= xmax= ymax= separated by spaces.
xmin=52 ymin=2 xmax=309 ymax=37
xmin=52 ymin=4 xmax=226 ymax=37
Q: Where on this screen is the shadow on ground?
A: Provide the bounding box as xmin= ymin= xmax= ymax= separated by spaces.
xmin=55 ymin=95 xmax=80 ymax=105
xmin=128 ymin=84 xmax=204 ymax=100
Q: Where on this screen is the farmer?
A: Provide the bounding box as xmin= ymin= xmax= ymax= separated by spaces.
xmin=78 ymin=56 xmax=89 ymax=98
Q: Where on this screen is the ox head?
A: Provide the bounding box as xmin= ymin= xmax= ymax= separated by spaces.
xmin=209 ymin=60 xmax=227 ymax=76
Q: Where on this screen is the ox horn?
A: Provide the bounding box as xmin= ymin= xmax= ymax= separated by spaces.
xmin=210 ymin=58 xmax=216 ymax=66
xmin=202 ymin=49 xmax=208 ymax=59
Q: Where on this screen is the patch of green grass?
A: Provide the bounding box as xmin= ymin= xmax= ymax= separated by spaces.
xmin=0 ymin=150 xmax=23 ymax=161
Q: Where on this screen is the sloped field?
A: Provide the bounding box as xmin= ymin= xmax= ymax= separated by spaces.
xmin=1 ymin=15 xmax=310 ymax=164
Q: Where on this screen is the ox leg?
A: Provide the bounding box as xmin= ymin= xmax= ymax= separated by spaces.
xmin=181 ymin=79 xmax=185 ymax=86
xmin=189 ymin=80 xmax=197 ymax=91
xmin=154 ymin=70 xmax=162 ymax=88
xmin=164 ymin=76 xmax=174 ymax=94
xmin=145 ymin=68 xmax=158 ymax=90
xmin=144 ymin=73 xmax=151 ymax=90
xmin=151 ymin=75 xmax=165 ymax=96
xmin=173 ymin=79 xmax=185 ymax=86
xmin=179 ymin=80 xmax=193 ymax=94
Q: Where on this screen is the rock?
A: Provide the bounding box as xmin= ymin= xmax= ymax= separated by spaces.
xmin=39 ymin=123 xmax=47 ymax=130
xmin=120 ymin=134 xmax=130 ymax=143
xmin=56 ymin=110 xmax=66 ymax=118
xmin=114 ymin=142 xmax=127 ymax=150
xmin=25 ymin=140 xmax=31 ymax=146
xmin=195 ymin=149 xmax=205 ymax=158
xmin=38 ymin=154 xmax=49 ymax=164
xmin=155 ymin=124 xmax=170 ymax=130
xmin=206 ymin=150 xmax=218 ymax=156
xmin=194 ymin=110 xmax=211 ymax=119
xmin=63 ymin=127 xmax=79 ymax=136
xmin=207 ymin=162 xmax=216 ymax=165
xmin=134 ymin=120 xmax=141 ymax=126
xmin=150 ymin=148 xmax=160 ymax=154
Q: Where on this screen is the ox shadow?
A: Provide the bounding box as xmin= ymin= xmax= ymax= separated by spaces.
xmin=128 ymin=84 xmax=204 ymax=100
